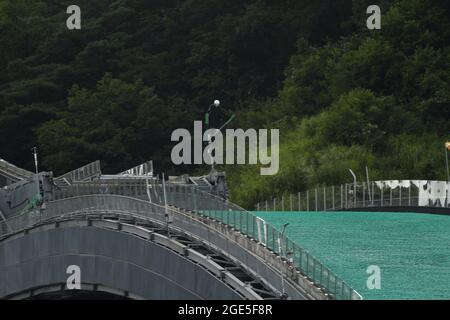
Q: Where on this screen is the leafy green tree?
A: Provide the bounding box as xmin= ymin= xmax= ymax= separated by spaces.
xmin=37 ymin=74 xmax=181 ymax=174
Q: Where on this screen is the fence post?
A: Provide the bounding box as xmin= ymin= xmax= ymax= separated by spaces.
xmin=281 ymin=196 xmax=285 ymax=211
xmin=305 ymin=254 xmax=309 ymax=275
xmin=315 ymin=188 xmax=318 ymax=212
xmin=265 ymin=200 xmax=268 ymax=211
xmin=390 ymin=188 xmax=393 ymax=206
xmin=372 ymin=182 xmax=375 ymax=206
xmin=399 ymin=184 xmax=402 ymax=206
xmin=290 ymin=194 xmax=293 ymax=211
xmin=306 ymin=190 xmax=310 ymax=212
xmin=408 ymin=183 xmax=411 ymax=206
xmin=345 ymin=184 xmax=348 ymax=209
xmin=298 ymin=192 xmax=301 ymax=211
xmin=246 ymin=212 xmax=249 ymax=234
xmin=327 ymin=268 xmax=331 ymax=295
xmin=363 ymin=182 xmax=366 ymax=208
xmin=257 ymin=202 xmax=260 ymax=211
xmin=323 ymin=186 xmax=326 ymax=211
xmin=312 ymin=259 xmax=316 ymax=282
xmin=332 ymin=185 xmax=335 ymax=210
xmin=274 ymin=198 xmax=276 ymax=211
xmin=239 ymin=211 xmax=242 ymax=231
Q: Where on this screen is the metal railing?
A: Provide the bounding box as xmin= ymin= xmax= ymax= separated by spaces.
xmin=118 ymin=160 xmax=153 ymax=176
xmin=2 ymin=179 xmax=362 ymax=300
xmin=0 ymin=158 xmax=33 ymax=181
xmin=255 ymin=180 xmax=450 ymax=212
xmin=56 ymin=160 xmax=102 ymax=184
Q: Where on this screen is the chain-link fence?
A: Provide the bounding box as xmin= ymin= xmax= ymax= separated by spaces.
xmin=255 ymin=180 xmax=450 ymax=212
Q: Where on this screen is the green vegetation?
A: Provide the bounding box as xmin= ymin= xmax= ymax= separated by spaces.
xmin=0 ymin=0 xmax=448 ymax=208
xmin=228 ymin=0 xmax=450 ymax=207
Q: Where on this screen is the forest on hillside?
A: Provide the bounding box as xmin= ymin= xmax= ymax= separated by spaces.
xmin=0 ymin=0 xmax=449 ymax=207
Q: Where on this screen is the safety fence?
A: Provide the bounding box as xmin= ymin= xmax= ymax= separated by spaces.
xmin=255 ymin=180 xmax=450 ymax=212
xmin=56 ymin=160 xmax=102 ymax=184
xmin=3 ymin=180 xmax=362 ymax=300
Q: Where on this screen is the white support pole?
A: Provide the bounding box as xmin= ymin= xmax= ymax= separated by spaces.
xmin=365 ymin=166 xmax=371 ymax=203
xmin=32 ymin=147 xmax=40 ymax=199
xmin=162 ymin=173 xmax=172 ymax=235
xmin=348 ymin=169 xmax=357 ymax=208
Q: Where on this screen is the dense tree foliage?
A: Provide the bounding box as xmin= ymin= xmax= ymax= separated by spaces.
xmin=0 ymin=0 xmax=357 ymax=172
xmin=0 ymin=0 xmax=448 ymax=207
xmin=228 ymin=0 xmax=450 ymax=207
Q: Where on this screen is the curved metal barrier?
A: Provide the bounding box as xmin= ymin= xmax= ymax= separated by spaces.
xmin=1 ymin=216 xmax=258 ymax=300
xmin=1 ymin=195 xmax=301 ymax=300
xmin=5 ymin=179 xmax=363 ymax=300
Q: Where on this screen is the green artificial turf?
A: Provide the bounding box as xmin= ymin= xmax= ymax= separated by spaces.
xmin=255 ymin=211 xmax=450 ymax=300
